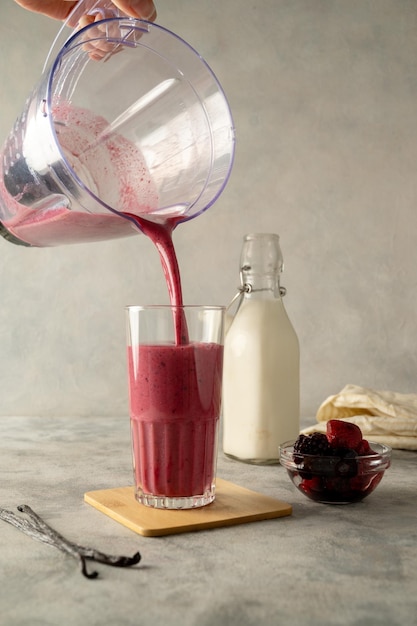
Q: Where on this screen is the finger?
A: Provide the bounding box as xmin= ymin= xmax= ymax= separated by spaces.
xmin=111 ymin=0 xmax=157 ymax=21
xmin=78 ymin=14 xmax=125 ymax=61
xmin=77 ymin=14 xmax=97 ymax=30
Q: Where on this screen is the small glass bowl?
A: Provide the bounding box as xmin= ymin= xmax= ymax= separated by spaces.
xmin=279 ymin=440 xmax=392 ymax=504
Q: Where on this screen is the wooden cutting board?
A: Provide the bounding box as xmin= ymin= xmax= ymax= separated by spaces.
xmin=84 ymin=478 xmax=292 ymax=537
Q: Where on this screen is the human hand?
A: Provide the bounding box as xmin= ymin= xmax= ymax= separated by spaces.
xmin=14 ymin=0 xmax=157 ymax=60
xmin=14 ymin=1 xmax=157 ymax=23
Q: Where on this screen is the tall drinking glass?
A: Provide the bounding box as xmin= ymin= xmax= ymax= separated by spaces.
xmin=126 ymin=305 xmax=224 ymax=509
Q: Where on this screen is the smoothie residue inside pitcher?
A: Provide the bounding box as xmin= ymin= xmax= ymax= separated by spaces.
xmin=53 ymin=101 xmax=159 ymax=215
xmin=1 ymin=102 xmax=160 ymax=247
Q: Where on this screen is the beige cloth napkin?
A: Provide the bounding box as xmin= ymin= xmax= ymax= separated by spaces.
xmin=302 ymin=384 xmax=417 ymax=450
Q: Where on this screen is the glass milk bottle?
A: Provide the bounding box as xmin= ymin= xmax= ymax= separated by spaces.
xmin=222 ymin=233 xmax=300 ymax=464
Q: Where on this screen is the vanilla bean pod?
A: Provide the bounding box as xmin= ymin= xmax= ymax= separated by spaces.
xmin=19 ymin=505 xmax=141 ymax=568
xmin=18 ymin=505 xmax=99 ymax=579
xmin=0 ymin=505 xmax=141 ymax=579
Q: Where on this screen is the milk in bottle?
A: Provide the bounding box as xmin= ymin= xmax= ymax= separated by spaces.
xmin=222 ymin=233 xmax=300 ymax=464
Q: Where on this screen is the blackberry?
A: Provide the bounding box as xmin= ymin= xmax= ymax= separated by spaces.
xmin=334 ymin=449 xmax=359 ymax=478
xmin=293 ymin=433 xmax=331 ymax=458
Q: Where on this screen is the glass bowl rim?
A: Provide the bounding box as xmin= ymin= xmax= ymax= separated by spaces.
xmin=279 ymin=439 xmax=392 ymax=472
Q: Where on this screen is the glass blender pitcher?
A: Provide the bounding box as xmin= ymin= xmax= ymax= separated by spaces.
xmin=0 ymin=1 xmax=235 ymax=246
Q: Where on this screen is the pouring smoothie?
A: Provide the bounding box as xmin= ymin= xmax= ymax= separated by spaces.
xmin=125 ymin=211 xmax=224 ymax=508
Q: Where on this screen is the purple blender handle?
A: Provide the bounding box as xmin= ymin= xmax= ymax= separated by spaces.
xmin=43 ymin=0 xmax=127 ymax=71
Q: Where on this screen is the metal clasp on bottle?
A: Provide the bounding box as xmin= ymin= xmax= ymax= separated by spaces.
xmin=226 ymin=271 xmax=287 ymax=314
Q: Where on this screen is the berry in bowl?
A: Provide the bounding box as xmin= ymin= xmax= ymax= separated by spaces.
xmin=279 ymin=420 xmax=391 ymax=504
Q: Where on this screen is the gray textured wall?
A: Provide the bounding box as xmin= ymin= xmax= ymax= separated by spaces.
xmin=1 ymin=0 xmax=416 ymax=418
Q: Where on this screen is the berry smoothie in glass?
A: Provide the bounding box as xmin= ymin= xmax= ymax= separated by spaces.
xmin=126 ymin=304 xmax=224 ymax=509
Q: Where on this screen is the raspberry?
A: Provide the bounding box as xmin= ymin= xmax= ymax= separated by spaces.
xmin=299 ymin=476 xmax=323 ymax=497
xmin=326 ymin=419 xmax=363 ymax=451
